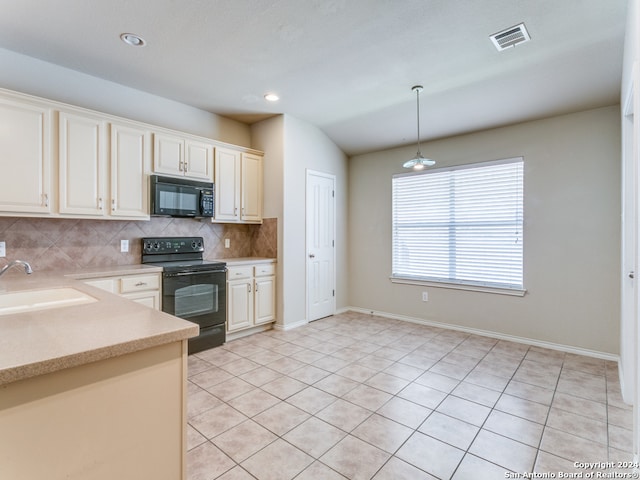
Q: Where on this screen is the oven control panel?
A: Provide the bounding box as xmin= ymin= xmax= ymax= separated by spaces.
xmin=142 ymin=237 xmax=204 ymax=255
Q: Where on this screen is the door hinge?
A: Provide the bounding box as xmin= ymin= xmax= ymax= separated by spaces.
xmin=333 ymin=290 xmax=335 ymax=297
xmin=332 ymin=190 xmax=335 ymax=198
xmin=332 ymin=240 xmax=335 ymax=247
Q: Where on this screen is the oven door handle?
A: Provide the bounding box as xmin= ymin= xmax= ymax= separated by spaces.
xmin=165 ymin=269 xmax=226 ymax=277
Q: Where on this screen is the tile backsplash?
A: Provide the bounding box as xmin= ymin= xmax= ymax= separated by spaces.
xmin=0 ymin=216 xmax=277 ymax=271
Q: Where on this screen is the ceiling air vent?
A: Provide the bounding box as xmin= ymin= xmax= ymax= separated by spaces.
xmin=490 ymin=23 xmax=530 ymax=51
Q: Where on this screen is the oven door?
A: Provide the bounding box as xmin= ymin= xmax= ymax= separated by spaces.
xmin=162 ymin=269 xmax=226 ymax=353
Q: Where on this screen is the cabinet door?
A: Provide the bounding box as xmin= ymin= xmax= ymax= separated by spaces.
xmin=227 ymin=280 xmax=252 ymax=332
xmin=153 ymin=133 xmax=184 ymax=176
xmin=59 ymin=111 xmax=107 ymax=216
xmin=241 ymin=153 xmax=263 ymax=222
xmin=0 ymin=97 xmax=52 ymax=214
xmin=214 ymin=147 xmax=241 ymax=221
xmin=111 ymin=123 xmax=151 ymax=219
xmin=123 ymin=291 xmax=161 ymax=310
xmin=254 ymin=275 xmax=275 ymax=325
xmin=185 ymin=140 xmax=213 ymax=181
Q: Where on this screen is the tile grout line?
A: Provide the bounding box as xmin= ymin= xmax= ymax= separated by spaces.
xmin=187 ymin=314 xmax=627 ymax=479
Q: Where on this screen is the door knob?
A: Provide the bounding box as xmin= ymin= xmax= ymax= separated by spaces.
xmin=630 ymin=271 xmax=635 ymax=279
xmin=309 ymin=254 xmax=315 ymax=259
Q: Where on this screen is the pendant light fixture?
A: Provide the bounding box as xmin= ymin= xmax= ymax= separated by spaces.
xmin=403 ymin=85 xmax=435 ymax=170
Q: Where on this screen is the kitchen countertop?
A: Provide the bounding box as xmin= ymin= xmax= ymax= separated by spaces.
xmin=63 ymin=263 xmax=163 ymax=279
xmin=216 ymin=257 xmax=276 ymax=266
xmin=0 ymin=269 xmax=198 ymax=387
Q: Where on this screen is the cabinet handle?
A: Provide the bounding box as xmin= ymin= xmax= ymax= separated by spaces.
xmin=248 ymin=284 xmax=252 ymax=293
xmin=135 ymin=282 xmax=147 ymax=287
xmin=98 ymin=197 xmax=103 ymax=210
xmin=184 ymin=160 xmax=189 ymax=172
xmin=255 ymin=283 xmax=259 ymax=292
xmin=43 ymin=193 xmax=49 ymax=207
xmin=111 ymin=199 xmax=116 ymax=211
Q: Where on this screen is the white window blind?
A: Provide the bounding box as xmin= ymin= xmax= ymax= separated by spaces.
xmin=392 ymin=158 xmax=524 ymax=291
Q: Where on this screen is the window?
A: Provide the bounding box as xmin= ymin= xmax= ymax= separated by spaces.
xmin=392 ymin=157 xmax=524 ymax=294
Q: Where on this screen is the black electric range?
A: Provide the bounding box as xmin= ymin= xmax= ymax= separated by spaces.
xmin=142 ymin=237 xmax=227 ymax=353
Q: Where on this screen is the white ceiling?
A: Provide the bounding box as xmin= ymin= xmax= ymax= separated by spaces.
xmin=0 ymin=0 xmax=628 ymax=156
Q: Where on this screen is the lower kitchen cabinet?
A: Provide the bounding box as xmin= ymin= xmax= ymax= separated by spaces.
xmin=83 ymin=271 xmax=161 ymax=310
xmin=227 ymin=262 xmax=275 ymax=333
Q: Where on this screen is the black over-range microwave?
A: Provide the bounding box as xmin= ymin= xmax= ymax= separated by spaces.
xmin=150 ymin=175 xmax=214 ymax=218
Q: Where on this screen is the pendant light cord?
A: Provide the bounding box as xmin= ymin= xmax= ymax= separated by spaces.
xmin=413 ymin=85 xmax=423 ymax=157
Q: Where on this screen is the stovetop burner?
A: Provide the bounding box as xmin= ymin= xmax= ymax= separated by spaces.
xmin=141 ymin=236 xmax=225 ymax=272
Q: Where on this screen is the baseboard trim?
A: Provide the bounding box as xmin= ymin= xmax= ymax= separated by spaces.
xmin=618 ymin=361 xmax=633 ymax=405
xmin=272 ymin=318 xmax=309 ymax=331
xmin=347 ymin=306 xmax=619 ymax=362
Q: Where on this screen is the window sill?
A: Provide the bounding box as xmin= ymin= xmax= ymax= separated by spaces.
xmin=390 ymin=276 xmax=527 ymax=297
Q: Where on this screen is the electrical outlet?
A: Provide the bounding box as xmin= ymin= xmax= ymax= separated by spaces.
xmin=224 ymin=239 xmax=230 ymax=249
xmin=120 ymin=240 xmax=129 ymax=253
xmin=0 ymin=241 xmax=5 ymax=257
xmin=422 ymin=291 xmax=428 ymax=302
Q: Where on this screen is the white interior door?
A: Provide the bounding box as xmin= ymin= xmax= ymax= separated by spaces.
xmin=306 ymin=170 xmax=336 ymax=321
xmin=621 ymin=80 xmax=637 ymax=406
xmin=621 ymin=62 xmax=640 ymax=460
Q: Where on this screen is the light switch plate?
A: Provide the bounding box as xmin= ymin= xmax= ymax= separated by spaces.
xmin=120 ymin=240 xmax=129 ymax=253
xmin=224 ymin=239 xmax=230 ymax=248
xmin=0 ymin=241 xmax=5 ymax=257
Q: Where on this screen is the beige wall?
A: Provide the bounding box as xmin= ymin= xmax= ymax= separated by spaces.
xmin=0 ymin=47 xmax=251 ymax=146
xmin=251 ymin=115 xmax=348 ymax=329
xmin=282 ymin=115 xmax=349 ymax=326
xmin=349 ymin=106 xmax=621 ymax=355
xmin=253 ymin=115 xmax=349 ymax=328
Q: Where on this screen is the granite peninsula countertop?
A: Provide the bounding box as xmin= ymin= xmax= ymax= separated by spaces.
xmin=0 ymin=268 xmax=198 ymax=387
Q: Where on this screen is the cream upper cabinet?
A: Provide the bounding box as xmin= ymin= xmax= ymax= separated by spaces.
xmin=0 ymin=95 xmax=52 ymax=214
xmin=185 ymin=139 xmax=214 ymax=180
xmin=110 ymin=122 xmax=151 ymax=219
xmin=58 ymin=110 xmax=108 ymax=216
xmin=241 ymin=153 xmax=263 ymax=223
xmin=214 ymin=147 xmax=241 ymax=221
xmin=0 ymin=88 xmax=263 ymax=221
xmin=214 ymin=147 xmax=263 ymax=223
xmin=58 ymin=111 xmax=150 ymax=220
xmin=153 ymin=133 xmax=213 ymax=181
xmin=153 ymin=133 xmax=183 ymax=176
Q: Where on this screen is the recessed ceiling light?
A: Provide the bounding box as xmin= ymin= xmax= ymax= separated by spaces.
xmin=120 ymin=33 xmax=146 ymax=47
xmin=264 ymin=93 xmax=280 ymax=102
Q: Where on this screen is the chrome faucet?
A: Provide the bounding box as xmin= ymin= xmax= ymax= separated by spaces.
xmin=0 ymin=260 xmax=34 ymax=278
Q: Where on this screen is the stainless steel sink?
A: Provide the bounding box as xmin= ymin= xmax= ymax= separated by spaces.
xmin=0 ymin=287 xmax=97 ymax=316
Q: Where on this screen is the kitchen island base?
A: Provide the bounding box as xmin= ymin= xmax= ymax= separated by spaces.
xmin=0 ymin=340 xmax=188 ymax=480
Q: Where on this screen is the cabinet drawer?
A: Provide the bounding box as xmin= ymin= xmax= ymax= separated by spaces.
xmin=254 ymin=263 xmax=275 ymax=277
xmin=227 ymin=266 xmax=253 ymax=280
xmin=84 ymin=278 xmax=117 ymax=293
xmin=120 ymin=274 xmax=160 ymax=293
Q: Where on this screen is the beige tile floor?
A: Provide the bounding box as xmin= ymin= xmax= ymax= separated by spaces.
xmin=186 ymin=312 xmax=634 ymax=480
